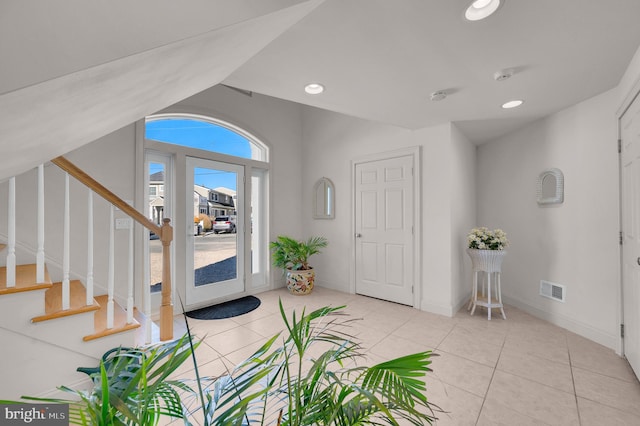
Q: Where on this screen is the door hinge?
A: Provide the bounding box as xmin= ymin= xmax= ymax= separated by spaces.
xmin=620 ymin=231 xmax=624 ymax=245
xmin=621 ymin=323 xmax=625 ymax=338
xmin=618 ymin=139 xmax=622 ymax=154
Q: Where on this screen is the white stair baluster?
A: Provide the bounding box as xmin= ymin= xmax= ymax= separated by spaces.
xmin=6 ymin=177 xmax=16 ymax=287
xmin=62 ymin=173 xmax=70 ymax=310
xmin=144 ymin=229 xmax=152 ymax=343
xmin=36 ymin=164 xmax=45 ymax=283
xmin=86 ymin=191 xmax=94 ymax=305
xmin=126 ymin=220 xmax=134 ymax=323
xmin=107 ymin=205 xmax=115 ymax=329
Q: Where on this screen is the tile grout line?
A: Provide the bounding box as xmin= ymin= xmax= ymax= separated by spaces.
xmin=473 ymin=328 xmax=506 ymax=426
xmin=566 ymin=332 xmax=583 ymax=426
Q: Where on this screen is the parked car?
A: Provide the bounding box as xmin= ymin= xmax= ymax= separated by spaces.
xmin=213 ymin=216 xmax=236 ymax=234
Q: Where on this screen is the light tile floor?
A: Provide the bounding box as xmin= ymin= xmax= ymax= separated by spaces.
xmin=168 ymin=287 xmax=640 ymax=425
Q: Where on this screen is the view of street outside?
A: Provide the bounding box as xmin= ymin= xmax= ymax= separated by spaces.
xmin=149 ymin=232 xmax=237 ymax=291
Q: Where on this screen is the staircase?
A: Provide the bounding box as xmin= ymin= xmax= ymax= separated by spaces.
xmin=0 ymin=158 xmax=174 ymax=400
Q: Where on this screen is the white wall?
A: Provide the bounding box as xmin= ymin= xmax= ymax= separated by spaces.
xmin=301 ymin=107 xmax=476 ymax=316
xmin=617 ymin=44 xmax=640 ymax=110
xmin=477 ymin=88 xmax=620 ymax=349
xmin=449 ymin=125 xmax=477 ymax=312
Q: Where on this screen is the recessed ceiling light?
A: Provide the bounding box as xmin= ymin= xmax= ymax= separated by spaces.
xmin=502 ymin=99 xmax=523 ymax=109
xmin=304 ymin=83 xmax=325 ymax=95
xmin=464 ymin=0 xmax=502 ymax=21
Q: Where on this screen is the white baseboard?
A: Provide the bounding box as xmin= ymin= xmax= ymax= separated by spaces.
xmin=420 ymin=301 xmax=454 ymax=317
xmin=315 ymin=279 xmax=347 ymax=292
xmin=503 ymin=295 xmax=619 ymax=352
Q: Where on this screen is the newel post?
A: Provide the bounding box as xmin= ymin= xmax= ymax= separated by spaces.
xmin=160 ymin=218 xmax=174 ymax=340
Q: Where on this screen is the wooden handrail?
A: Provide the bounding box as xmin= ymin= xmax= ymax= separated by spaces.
xmin=52 ymin=156 xmax=173 ymax=341
xmin=52 ymin=156 xmax=162 ymax=235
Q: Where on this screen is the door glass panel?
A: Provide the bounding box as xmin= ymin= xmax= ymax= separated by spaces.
xmin=193 ymin=167 xmax=238 ymax=286
xmin=186 ymin=157 xmax=244 ymax=305
xmin=148 ymin=161 xmax=165 ymax=293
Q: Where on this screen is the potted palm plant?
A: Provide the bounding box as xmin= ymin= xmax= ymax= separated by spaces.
xmin=188 ymin=300 xmax=440 ymax=425
xmin=270 ymin=235 xmax=328 ymax=295
xmin=10 ymin=301 xmax=440 ymax=425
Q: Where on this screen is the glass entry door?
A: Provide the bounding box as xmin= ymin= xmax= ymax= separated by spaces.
xmin=186 ymin=157 xmax=244 ymax=305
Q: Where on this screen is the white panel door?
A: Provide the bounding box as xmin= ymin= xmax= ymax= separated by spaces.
xmin=622 ymin=94 xmax=640 ymax=377
xmin=355 ymin=155 xmax=414 ymax=305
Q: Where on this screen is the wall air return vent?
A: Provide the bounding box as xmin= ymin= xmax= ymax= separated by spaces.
xmin=540 ymin=280 xmax=566 ymax=303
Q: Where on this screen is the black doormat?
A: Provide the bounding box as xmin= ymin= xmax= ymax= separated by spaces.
xmin=185 ymin=295 xmax=261 ymax=320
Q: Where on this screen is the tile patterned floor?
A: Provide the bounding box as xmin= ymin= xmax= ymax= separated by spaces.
xmin=167 ymin=287 xmax=640 ymax=425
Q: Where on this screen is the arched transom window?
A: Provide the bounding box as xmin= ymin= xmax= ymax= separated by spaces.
xmin=145 ymin=114 xmax=268 ymax=161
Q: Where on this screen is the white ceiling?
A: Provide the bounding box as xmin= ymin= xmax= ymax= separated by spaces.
xmin=223 ymin=0 xmax=640 ymax=143
xmin=2 ymin=0 xmax=640 ymax=151
xmin=0 ymin=0 xmax=308 ymax=95
xmin=0 ymin=0 xmax=320 ymax=181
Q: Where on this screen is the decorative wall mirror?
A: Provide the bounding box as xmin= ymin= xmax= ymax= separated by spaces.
xmin=537 ymin=168 xmax=564 ymax=205
xmin=313 ymin=177 xmax=335 ymax=219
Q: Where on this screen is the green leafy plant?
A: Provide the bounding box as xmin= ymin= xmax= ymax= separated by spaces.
xmin=4 ymin=300 xmax=439 ymax=425
xmin=270 ymin=235 xmax=328 ymax=271
xmin=184 ymin=300 xmax=440 ymax=425
xmin=4 ymin=335 xmax=197 ymax=425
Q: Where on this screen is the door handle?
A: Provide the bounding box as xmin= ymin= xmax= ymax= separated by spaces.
xmin=637 ymin=257 xmax=640 ymax=266
xmin=355 ymin=233 xmax=362 ymax=238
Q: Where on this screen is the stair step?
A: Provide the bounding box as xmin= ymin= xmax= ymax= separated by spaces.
xmin=0 ymin=264 xmax=52 ymax=295
xmin=83 ymin=295 xmax=140 ymax=341
xmin=31 ymin=281 xmax=100 ymax=323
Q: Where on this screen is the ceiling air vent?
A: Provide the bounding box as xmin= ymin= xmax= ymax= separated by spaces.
xmin=540 ymin=280 xmax=565 ymax=303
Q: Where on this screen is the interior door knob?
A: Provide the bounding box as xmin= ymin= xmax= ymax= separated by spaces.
xmin=355 ymin=233 xmax=362 ymax=238
xmin=637 ymin=257 xmax=640 ymax=266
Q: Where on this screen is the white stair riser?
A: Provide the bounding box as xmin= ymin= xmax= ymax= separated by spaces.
xmin=0 ymin=290 xmax=46 ymax=320
xmin=0 ymin=328 xmax=97 ymax=400
xmin=81 ymin=331 xmax=138 ymax=359
xmin=0 ymin=312 xmax=138 ymax=364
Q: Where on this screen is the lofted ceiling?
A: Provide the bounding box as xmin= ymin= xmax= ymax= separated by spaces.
xmin=0 ymin=0 xmax=309 ymax=95
xmin=224 ymin=0 xmax=640 ymax=143
xmin=0 ymin=0 xmax=320 ymax=181
xmin=2 ymin=0 xmax=640 ymax=168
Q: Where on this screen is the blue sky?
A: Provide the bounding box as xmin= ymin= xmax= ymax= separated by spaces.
xmin=146 ymin=118 xmax=251 ymax=190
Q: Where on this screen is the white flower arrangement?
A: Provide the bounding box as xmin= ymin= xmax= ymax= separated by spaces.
xmin=467 ymin=227 xmax=509 ymax=250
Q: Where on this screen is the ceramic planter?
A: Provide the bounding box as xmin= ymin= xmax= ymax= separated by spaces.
xmin=286 ymin=268 xmax=315 ymax=295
